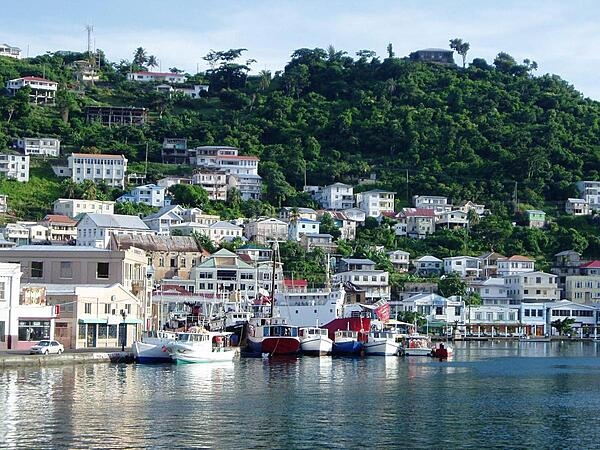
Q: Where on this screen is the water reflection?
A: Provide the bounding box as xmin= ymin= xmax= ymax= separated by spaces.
xmin=2 ymin=343 xmax=600 ymax=448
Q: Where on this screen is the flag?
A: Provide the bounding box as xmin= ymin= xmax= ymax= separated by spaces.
xmin=373 ymin=300 xmax=390 ymax=322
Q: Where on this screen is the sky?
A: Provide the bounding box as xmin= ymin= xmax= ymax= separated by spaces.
xmin=3 ymin=0 xmax=600 ymax=99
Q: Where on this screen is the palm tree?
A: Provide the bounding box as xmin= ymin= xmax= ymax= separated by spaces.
xmin=133 ymin=47 xmax=148 ymax=66
xmin=147 ymin=55 xmax=158 ymax=70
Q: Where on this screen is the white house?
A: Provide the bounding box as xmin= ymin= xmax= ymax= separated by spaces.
xmin=436 ymin=210 xmax=469 ymax=229
xmin=117 ymin=184 xmax=168 ymax=207
xmin=443 ymin=256 xmax=481 ymax=278
xmin=413 ymin=255 xmax=443 ymax=276
xmin=208 ymin=221 xmax=243 ymax=244
xmin=16 ymin=137 xmax=60 ymax=157
xmin=174 ymin=84 xmax=209 ymax=98
xmin=387 ymin=250 xmax=410 ymax=272
xmin=53 ymin=198 xmax=115 ymax=219
xmin=457 ymin=200 xmax=486 ymax=216
xmin=548 ymin=300 xmax=598 ymax=337
xmin=288 ymin=219 xmax=320 ymax=241
xmin=469 ymin=278 xmax=510 ymax=305
xmin=333 ymin=269 xmax=390 ymax=303
xmin=6 ymin=76 xmax=58 ymax=104
xmin=127 ymin=71 xmax=187 ymax=84
xmin=505 ymin=271 xmax=559 ymax=303
xmin=317 ymin=183 xmax=354 ymax=210
xmin=191 ymin=170 xmax=228 ymax=201
xmin=356 ymin=189 xmax=395 ymax=217
xmin=76 ymin=213 xmax=154 ymax=248
xmin=565 ymin=198 xmax=590 ymax=216
xmin=342 ymin=208 xmax=366 ymax=224
xmin=398 ymin=292 xmax=465 ymax=329
xmin=142 ymin=205 xmax=185 ymax=235
xmin=66 ymin=153 xmax=128 ymax=188
xmin=497 ymin=255 xmax=535 ymax=277
xmin=279 ymin=207 xmax=318 ymax=222
xmin=466 ymin=304 xmax=520 ymax=336
xmin=0 ymin=43 xmax=21 ymax=59
xmin=0 ymin=265 xmax=58 ymax=351
xmin=520 ymin=302 xmax=550 ymax=337
xmin=412 ymin=195 xmax=452 ymax=214
xmin=0 ymin=153 xmax=29 ymax=182
xmin=228 ymin=173 xmax=263 ymax=201
xmin=244 ymin=218 xmax=289 ymax=244
xmin=396 ymin=208 xmax=436 ymax=238
xmin=576 ymin=181 xmax=600 ymax=212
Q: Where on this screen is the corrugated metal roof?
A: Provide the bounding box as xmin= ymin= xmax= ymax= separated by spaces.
xmin=112 ymin=234 xmax=206 ymax=253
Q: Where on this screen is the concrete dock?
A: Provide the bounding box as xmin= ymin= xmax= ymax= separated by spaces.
xmin=0 ymin=350 xmax=135 ymax=369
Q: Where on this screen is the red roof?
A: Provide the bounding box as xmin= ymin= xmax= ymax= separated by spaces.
xmin=402 ymin=208 xmax=435 ymax=218
xmin=42 ymin=214 xmax=77 ymax=224
xmin=283 ymin=279 xmax=308 ymax=288
xmin=503 ymin=255 xmax=534 ymax=261
xmin=20 ymin=76 xmax=57 ymax=83
xmin=71 ymin=153 xmax=126 ymax=159
xmin=133 ymin=71 xmax=186 ymax=77
xmin=580 ymin=261 xmax=600 ymax=269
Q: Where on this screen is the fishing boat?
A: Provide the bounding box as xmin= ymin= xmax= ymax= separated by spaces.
xmin=132 ymin=330 xmax=177 ymax=363
xmin=166 ymin=329 xmax=238 ymax=364
xmin=332 ymin=329 xmax=364 ymax=355
xmin=299 ymin=327 xmax=333 ymax=356
xmin=363 ymin=330 xmax=403 ymax=356
xmin=403 ymin=333 xmax=435 ymax=356
xmin=246 ymin=316 xmax=301 ymax=356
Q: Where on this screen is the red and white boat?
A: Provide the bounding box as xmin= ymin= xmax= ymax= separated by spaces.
xmin=246 ymin=315 xmax=300 ymax=356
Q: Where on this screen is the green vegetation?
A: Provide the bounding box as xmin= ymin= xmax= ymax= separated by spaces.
xmin=1 ymin=43 xmax=600 ymax=267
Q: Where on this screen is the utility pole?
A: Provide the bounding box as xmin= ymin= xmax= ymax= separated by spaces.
xmin=513 ymin=181 xmax=518 ymax=214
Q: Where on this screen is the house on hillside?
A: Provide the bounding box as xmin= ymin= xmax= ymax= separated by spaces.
xmin=413 ymin=255 xmax=443 ymax=276
xmin=409 ymin=48 xmax=455 ymax=65
xmin=76 ymin=213 xmax=154 ymax=248
xmin=53 ymin=198 xmax=115 ymax=219
xmin=0 ymin=43 xmax=21 ymax=59
xmin=6 ymin=76 xmax=58 ymax=104
xmin=356 ymin=189 xmax=395 ymax=218
xmin=117 ymin=184 xmax=168 ymax=208
xmin=142 ymin=205 xmax=185 ymax=235
xmin=0 ymin=153 xmax=29 ymax=182
xmin=525 ymin=210 xmax=546 ymax=228
xmin=127 ymin=71 xmax=187 ymax=84
xmin=565 ymin=198 xmax=590 ymax=216
xmin=16 ymin=137 xmax=60 ymax=157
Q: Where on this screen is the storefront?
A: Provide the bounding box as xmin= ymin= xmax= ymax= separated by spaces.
xmin=76 ymin=318 xmax=141 ymax=349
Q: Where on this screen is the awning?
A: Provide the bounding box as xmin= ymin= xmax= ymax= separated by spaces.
xmin=78 ymin=318 xmax=107 ymax=324
xmin=125 ymin=318 xmax=142 ymax=324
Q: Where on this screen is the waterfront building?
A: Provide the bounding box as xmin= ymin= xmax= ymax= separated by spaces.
xmin=397 ymin=292 xmax=465 ymax=330
xmin=548 ymin=300 xmax=598 ymax=337
xmin=465 ymin=304 xmax=520 ymax=336
xmin=109 ymin=234 xmax=208 ymax=282
xmin=53 ymin=198 xmax=115 ymax=218
xmin=505 ymin=271 xmax=560 ymax=303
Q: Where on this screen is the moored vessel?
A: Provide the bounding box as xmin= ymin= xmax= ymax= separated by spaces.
xmin=299 ymin=327 xmax=333 ymax=356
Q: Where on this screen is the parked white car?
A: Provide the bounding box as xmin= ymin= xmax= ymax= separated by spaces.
xmin=29 ymin=340 xmax=64 ymax=355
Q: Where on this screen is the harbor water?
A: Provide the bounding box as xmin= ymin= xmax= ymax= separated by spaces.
xmin=2 ymin=340 xmax=600 ymax=449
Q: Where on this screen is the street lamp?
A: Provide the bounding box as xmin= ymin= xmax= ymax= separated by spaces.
xmin=120 ymin=309 xmax=127 ymax=351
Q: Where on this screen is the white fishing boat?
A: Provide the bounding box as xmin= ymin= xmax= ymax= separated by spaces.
xmin=299 ymin=327 xmax=333 ymax=356
xmin=167 ymin=329 xmax=238 ymax=364
xmin=364 ymin=330 xmax=403 ymax=356
xmin=132 ymin=330 xmax=177 ymax=363
xmin=404 ymin=333 xmax=435 ymax=356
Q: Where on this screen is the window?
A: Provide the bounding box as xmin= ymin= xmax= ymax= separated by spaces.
xmin=435 ymin=306 xmax=443 ymax=315
xmin=60 ymin=261 xmax=73 ymax=279
xmin=170 ymin=258 xmax=176 ymax=267
xmin=19 ymin=320 xmax=50 ymax=341
xmin=31 ymin=261 xmax=43 ymax=278
xmin=125 ymin=304 xmax=131 ymax=315
xmin=0 ymin=282 xmax=5 ymax=301
xmin=97 ymin=262 xmax=109 ymax=279
xmin=104 ymin=304 xmax=111 ymax=314
xmin=0 ymin=321 xmax=4 ymax=342
xmin=85 ymin=303 xmax=92 ymax=314
xmin=79 ymin=323 xmax=86 ymax=339
xmin=108 ymin=325 xmax=117 ymax=338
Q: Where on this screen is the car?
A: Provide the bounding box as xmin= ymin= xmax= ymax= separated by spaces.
xmin=29 ymin=340 xmax=64 ymax=355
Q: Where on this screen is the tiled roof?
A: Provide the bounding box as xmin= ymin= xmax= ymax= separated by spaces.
xmin=502 ymin=255 xmax=534 ymax=261
xmin=133 ymin=71 xmax=186 ymax=77
xmin=71 ymin=153 xmax=126 ymax=159
xmin=19 ymin=76 xmax=57 ymax=83
xmin=42 ymin=214 xmax=77 ymax=224
xmin=580 ymin=261 xmax=600 ymax=269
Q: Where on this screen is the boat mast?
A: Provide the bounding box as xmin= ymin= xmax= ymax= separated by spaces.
xmin=270 ymin=241 xmax=278 ymax=319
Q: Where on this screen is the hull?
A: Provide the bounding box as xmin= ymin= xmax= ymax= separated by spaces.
xmin=172 ymin=349 xmax=237 ymax=364
xmin=261 ymin=337 xmax=301 ymax=356
xmin=332 ymin=340 xmax=363 ymax=356
xmin=300 ymin=336 xmax=333 ymax=355
xmin=364 ymin=339 xmax=401 ymax=356
xmin=132 ymin=341 xmax=172 ymax=363
xmin=404 ymin=347 xmax=434 ymax=357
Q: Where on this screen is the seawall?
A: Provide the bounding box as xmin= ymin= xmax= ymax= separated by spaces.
xmin=0 ymin=351 xmax=134 ymax=369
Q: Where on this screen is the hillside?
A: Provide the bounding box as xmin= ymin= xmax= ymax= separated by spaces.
xmin=1 ymin=46 xmax=600 ymax=266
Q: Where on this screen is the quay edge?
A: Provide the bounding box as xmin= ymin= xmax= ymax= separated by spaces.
xmin=0 ymin=351 xmax=134 ymax=369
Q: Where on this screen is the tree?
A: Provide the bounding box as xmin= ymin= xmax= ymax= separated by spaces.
xmin=397 ymin=310 xmax=426 ymax=328
xmin=386 ymin=43 xmax=395 ymax=58
xmin=551 ymin=318 xmax=575 ymax=336
xmin=55 ymin=86 xmax=79 ymax=123
xmin=449 ymin=38 xmax=470 ymax=68
xmin=438 ymin=272 xmax=468 ymax=298
xmin=147 ymin=55 xmax=159 ymax=70
xmin=80 ymin=180 xmax=97 ymax=200
xmin=169 ymin=184 xmax=209 ymax=208
xmin=133 ymin=47 xmax=148 ymax=66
